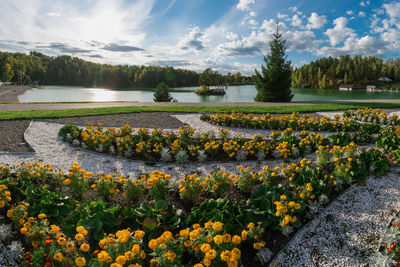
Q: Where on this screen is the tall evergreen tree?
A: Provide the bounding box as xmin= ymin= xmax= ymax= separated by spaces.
xmin=254 ymin=26 xmax=292 ymax=102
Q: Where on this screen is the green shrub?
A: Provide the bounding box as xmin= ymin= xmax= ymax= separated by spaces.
xmin=58 ymin=125 xmax=82 ymax=141
xmin=153 ymin=82 xmax=174 ymax=102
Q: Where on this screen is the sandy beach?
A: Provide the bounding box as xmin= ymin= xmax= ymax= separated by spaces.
xmin=0 ymin=85 xmax=31 ymax=102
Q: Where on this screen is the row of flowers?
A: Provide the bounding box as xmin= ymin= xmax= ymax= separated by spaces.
xmin=199 ymin=111 xmax=364 ymax=132
xmin=343 ymin=108 xmax=400 ymax=125
xmin=59 ymin=124 xmax=331 ymax=162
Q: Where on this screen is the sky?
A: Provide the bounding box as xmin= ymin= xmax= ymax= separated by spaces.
xmin=0 ymin=0 xmax=400 ymax=75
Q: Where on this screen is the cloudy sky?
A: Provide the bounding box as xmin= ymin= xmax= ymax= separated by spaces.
xmin=0 ymin=0 xmax=399 ymax=75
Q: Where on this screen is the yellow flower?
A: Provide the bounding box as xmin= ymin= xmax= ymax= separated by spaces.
xmin=75 ymin=233 xmax=84 ymax=241
xmin=132 ymin=244 xmax=140 ymax=254
xmin=97 ymin=251 xmax=109 ymax=263
xmin=63 ymin=179 xmax=71 ymax=185
xmin=212 ymin=222 xmax=223 ymax=231
xmin=134 ymin=230 xmax=145 ymax=239
xmin=213 ymin=235 xmax=224 ymax=245
xmin=54 ymin=252 xmax=64 ymax=262
xmin=165 ymin=251 xmax=176 ymax=261
xmin=201 ymin=243 xmax=211 ymax=253
xmin=241 ymin=230 xmax=248 ymax=241
xmin=20 ymin=227 xmax=27 ymax=234
xmin=80 ymin=242 xmax=90 ymax=252
xmin=148 ymin=239 xmax=158 ymax=250
xmin=204 ymin=221 xmax=213 ymax=229
xmin=223 ymin=233 xmax=231 ymax=242
xmin=75 ymin=257 xmax=86 ymax=267
xmin=116 ymin=255 xmax=126 ymax=265
xmin=179 ymin=229 xmax=189 ymax=237
xmin=232 ymin=235 xmax=241 ymax=245
xmin=253 ymin=241 xmax=266 ymax=250
xmin=51 ymin=225 xmax=60 ymax=233
xmin=67 ymin=241 xmax=75 ymax=250
xmin=38 ymin=213 xmax=46 ymax=219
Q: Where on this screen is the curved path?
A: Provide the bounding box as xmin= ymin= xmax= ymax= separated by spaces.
xmin=0 ymin=114 xmax=399 ymax=266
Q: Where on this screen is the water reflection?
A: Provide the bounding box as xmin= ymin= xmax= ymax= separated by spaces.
xmin=17 ymin=85 xmax=400 ymax=103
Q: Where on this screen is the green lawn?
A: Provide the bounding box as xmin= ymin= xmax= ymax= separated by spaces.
xmin=1 ymin=102 xmax=400 ymax=120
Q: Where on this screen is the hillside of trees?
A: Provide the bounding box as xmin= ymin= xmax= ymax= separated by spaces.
xmin=0 ymin=51 xmax=252 ymax=89
xmin=198 ymin=68 xmax=253 ymax=87
xmin=0 ymin=51 xmax=200 ymax=88
xmin=292 ymin=55 xmax=400 ymax=89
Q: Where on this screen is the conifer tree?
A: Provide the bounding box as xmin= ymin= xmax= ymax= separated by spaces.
xmin=254 ymin=26 xmax=292 ymax=102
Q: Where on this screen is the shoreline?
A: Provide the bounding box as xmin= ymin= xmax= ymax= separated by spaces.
xmin=0 ymin=85 xmax=31 ymax=102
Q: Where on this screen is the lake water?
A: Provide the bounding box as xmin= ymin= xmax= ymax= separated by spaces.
xmin=18 ymin=85 xmax=400 ymax=102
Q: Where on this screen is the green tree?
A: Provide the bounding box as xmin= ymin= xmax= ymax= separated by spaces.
xmin=254 ymin=26 xmax=292 ymax=102
xmin=3 ymin=63 xmax=14 ymax=82
xmin=153 ymin=82 xmax=174 ymax=102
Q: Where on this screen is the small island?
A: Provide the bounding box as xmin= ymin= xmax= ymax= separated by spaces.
xmin=195 ymin=85 xmax=226 ymax=96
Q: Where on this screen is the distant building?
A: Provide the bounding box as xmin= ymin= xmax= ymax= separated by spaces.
xmin=339 ymin=84 xmax=353 ymax=91
xmin=378 ymin=77 xmax=393 ymax=83
xmin=366 ymin=85 xmax=376 ymax=92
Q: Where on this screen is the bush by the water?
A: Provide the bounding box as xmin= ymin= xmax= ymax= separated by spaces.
xmin=153 ymin=82 xmax=174 ymax=102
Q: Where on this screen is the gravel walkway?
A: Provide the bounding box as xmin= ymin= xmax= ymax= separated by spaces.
xmin=271 ymin=168 xmax=400 ymax=266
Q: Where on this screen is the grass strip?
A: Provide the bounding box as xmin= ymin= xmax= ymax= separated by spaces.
xmin=1 ymin=102 xmax=400 ymax=120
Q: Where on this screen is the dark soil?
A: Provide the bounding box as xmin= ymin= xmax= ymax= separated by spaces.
xmin=0 ymin=120 xmax=32 ymax=153
xmin=44 ymin=112 xmax=187 ymax=128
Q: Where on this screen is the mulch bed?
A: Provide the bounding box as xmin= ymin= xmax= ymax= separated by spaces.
xmin=0 ymin=120 xmax=32 ymax=153
xmin=0 ymin=113 xmax=187 ymax=153
xmin=44 ymin=112 xmax=187 ymax=128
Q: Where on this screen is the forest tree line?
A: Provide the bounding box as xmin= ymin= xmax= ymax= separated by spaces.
xmin=292 ymin=55 xmax=400 ymax=89
xmin=0 ymin=51 xmax=251 ymax=89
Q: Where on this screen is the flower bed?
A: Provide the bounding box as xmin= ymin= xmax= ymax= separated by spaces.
xmin=200 ymin=112 xmax=367 ymax=132
xmin=343 ymin=108 xmax=400 ymax=125
xmin=0 ymin=140 xmax=390 ymax=266
xmin=58 ymin=123 xmax=380 ymax=163
xmin=59 ymin=125 xmax=330 ymax=162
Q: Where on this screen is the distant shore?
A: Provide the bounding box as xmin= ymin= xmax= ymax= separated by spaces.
xmin=0 ymin=85 xmax=31 ymax=102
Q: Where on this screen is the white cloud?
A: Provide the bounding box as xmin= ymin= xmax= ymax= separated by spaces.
xmin=383 ymin=2 xmax=400 ymax=27
xmin=249 ymin=11 xmax=257 ymax=17
xmin=46 ymin=12 xmax=61 ymax=17
xmin=225 ymin=31 xmax=238 ymax=40
xmin=306 ymin=12 xmax=327 ymax=29
xmin=360 ymin=1 xmax=370 ymax=7
xmin=346 ymin=10 xmax=353 ymax=15
xmin=289 ymin=6 xmax=302 ymax=15
xmin=249 ymin=19 xmax=258 ymax=26
xmin=324 ymin=17 xmax=356 ymax=46
xmin=277 ymin=12 xmax=288 ymax=19
xmin=236 ymin=0 xmax=255 ymax=11
xmin=358 ymin=11 xmax=366 ymax=17
xmin=291 ymin=14 xmax=303 ymax=28
xmin=178 ymin=26 xmax=207 ymax=52
xmin=318 ymin=35 xmax=387 ymax=57
xmin=215 ymin=19 xmax=318 ymax=57
xmin=381 ymin=28 xmax=400 ymax=49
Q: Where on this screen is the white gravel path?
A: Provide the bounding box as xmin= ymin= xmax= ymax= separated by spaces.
xmin=316 ymin=111 xmax=345 ymax=119
xmin=271 ymin=168 xmax=400 ymax=266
